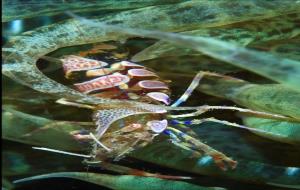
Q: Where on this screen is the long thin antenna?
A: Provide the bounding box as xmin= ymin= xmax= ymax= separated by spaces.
xmin=32 ymin=147 xmax=92 ymax=158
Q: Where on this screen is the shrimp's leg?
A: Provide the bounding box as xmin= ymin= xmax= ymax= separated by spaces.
xmin=171 ymin=72 xmax=204 ymax=107
xmin=166 ymin=127 xmax=237 ymax=171
xmin=168 ymin=119 xmax=198 ymax=137
xmin=32 ymin=146 xmax=191 ymax=180
xmin=169 ymin=137 xmax=204 ymax=158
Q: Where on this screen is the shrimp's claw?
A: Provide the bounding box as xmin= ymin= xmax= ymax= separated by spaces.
xmin=166 ymin=127 xmax=238 ymax=171
xmin=210 ymin=152 xmax=237 ymax=171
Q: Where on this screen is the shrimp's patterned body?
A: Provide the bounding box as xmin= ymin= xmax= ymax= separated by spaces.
xmin=59 ymin=55 xmax=238 ymax=171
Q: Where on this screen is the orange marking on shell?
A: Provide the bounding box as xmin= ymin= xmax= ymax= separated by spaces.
xmin=74 ymin=73 xmax=130 ymax=93
xmin=62 ymin=55 xmax=108 ymax=73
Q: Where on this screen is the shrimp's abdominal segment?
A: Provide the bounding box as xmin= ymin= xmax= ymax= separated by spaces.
xmin=74 ymin=73 xmax=130 ymax=94
xmin=63 ymin=55 xmax=171 ymax=103
xmin=62 ymin=55 xmax=108 ymax=79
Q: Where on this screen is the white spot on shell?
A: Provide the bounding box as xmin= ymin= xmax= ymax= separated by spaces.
xmin=146 ymin=92 xmax=170 ymax=105
xmin=147 ymin=119 xmax=168 ymax=133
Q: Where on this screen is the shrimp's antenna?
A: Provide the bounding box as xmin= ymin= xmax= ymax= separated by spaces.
xmin=32 ymin=147 xmax=92 ymax=158
xmin=169 ymin=118 xmax=286 ymax=137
